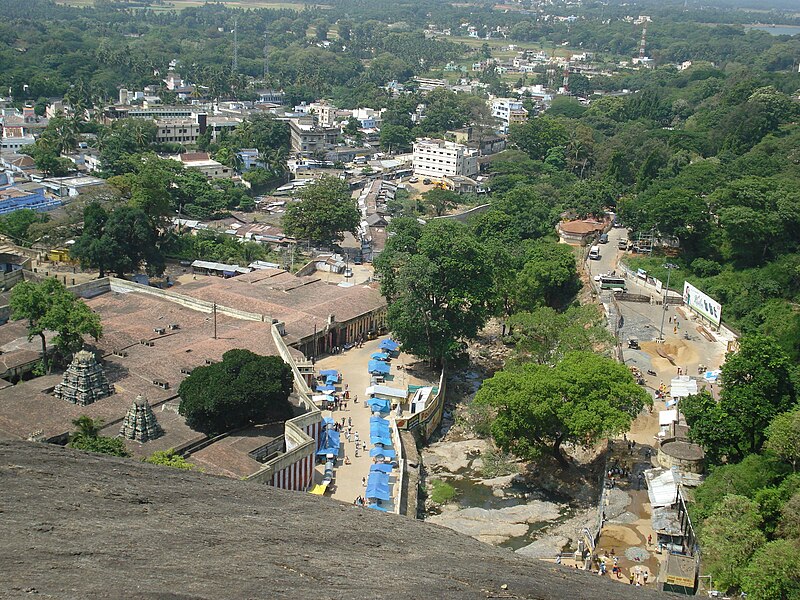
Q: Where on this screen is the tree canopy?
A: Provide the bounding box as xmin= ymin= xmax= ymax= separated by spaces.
xmin=178 ymin=349 xmax=294 ymax=435
xmin=9 ymin=279 xmax=102 ymax=373
xmin=282 ymin=176 xmax=359 ymax=247
xmin=475 ymin=351 xmax=650 ymax=467
xmin=376 ymin=219 xmax=494 ymax=366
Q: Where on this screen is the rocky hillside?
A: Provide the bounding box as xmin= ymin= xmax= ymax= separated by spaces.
xmin=0 ymin=441 xmax=675 ymax=599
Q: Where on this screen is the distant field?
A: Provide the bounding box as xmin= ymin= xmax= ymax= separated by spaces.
xmin=55 ymin=0 xmax=330 ymax=10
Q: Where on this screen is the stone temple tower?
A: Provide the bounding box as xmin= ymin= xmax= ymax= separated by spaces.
xmin=54 ymin=350 xmax=113 ymax=406
xmin=120 ymin=396 xmax=164 ymax=443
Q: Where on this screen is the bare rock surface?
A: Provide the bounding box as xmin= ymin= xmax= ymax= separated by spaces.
xmin=423 ymin=438 xmax=491 ymax=473
xmin=0 ymin=441 xmax=676 ymax=599
xmin=516 ymin=535 xmax=571 ymax=559
xmin=427 ymin=502 xmax=563 ymax=545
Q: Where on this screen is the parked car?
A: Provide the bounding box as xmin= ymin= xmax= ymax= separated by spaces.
xmin=422 ymin=178 xmax=432 ymax=185
xmin=599 ymin=233 xmax=609 ymax=244
xmin=353 ymin=255 xmax=363 ymax=265
xmin=409 ymin=177 xmax=419 ymax=183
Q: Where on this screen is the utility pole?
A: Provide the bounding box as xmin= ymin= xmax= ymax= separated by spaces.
xmin=658 ymin=263 xmax=678 ymax=341
xmin=213 ymin=302 xmax=217 ymax=340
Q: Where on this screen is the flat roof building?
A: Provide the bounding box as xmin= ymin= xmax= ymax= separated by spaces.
xmin=412 ymin=138 xmax=478 ymax=178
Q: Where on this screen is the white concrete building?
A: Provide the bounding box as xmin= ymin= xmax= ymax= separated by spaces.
xmin=412 ymin=138 xmax=478 ymax=178
xmin=490 ymin=98 xmax=528 ymax=133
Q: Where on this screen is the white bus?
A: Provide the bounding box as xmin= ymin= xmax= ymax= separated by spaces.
xmin=589 ymin=246 xmax=601 ymax=260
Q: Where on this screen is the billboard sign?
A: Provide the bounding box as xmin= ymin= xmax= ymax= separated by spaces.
xmin=683 ymin=282 xmax=721 ymax=326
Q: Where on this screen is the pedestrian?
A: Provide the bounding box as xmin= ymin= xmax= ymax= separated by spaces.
xmin=348 ymin=417 xmax=352 ymax=427
xmin=341 ymin=417 xmax=346 ymax=426
xmin=629 ymin=572 xmax=635 ymax=585
xmin=362 ymin=477 xmax=366 ymax=487
xmin=343 ymin=401 xmax=347 ymax=410
xmin=354 ymin=394 xmax=359 ymax=404
xmin=648 ymin=534 xmax=652 ymax=546
xmin=643 ymin=572 xmax=649 ymax=584
xmin=673 ymin=326 xmax=678 ymax=335
xmin=362 ymin=441 xmax=367 ymax=451
xmin=555 ymin=555 xmax=561 ymax=565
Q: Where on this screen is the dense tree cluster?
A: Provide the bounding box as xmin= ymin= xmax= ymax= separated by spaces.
xmin=178 ymin=349 xmax=294 ymax=435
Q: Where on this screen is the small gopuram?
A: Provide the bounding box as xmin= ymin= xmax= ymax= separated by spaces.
xmin=120 ymin=396 xmax=164 ymax=442
xmin=54 ymin=350 xmax=113 ymax=406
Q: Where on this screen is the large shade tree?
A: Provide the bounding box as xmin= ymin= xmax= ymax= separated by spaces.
xmin=475 ymin=351 xmax=650 ymax=467
xmin=376 ymin=219 xmax=494 ymax=367
xmin=10 ymin=279 xmax=102 ymax=373
xmin=282 ymin=175 xmax=359 ymax=247
xmin=178 ymin=349 xmax=294 ymax=435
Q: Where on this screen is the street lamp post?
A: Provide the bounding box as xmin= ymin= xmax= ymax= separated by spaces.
xmin=658 ymin=263 xmax=678 ymax=341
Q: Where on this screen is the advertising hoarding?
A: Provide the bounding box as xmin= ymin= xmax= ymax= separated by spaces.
xmin=682 ymin=281 xmax=721 ymax=326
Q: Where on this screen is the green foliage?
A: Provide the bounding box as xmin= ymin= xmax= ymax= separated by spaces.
xmin=68 ymin=416 xmax=129 ymax=458
xmin=514 ymin=241 xmax=580 ymax=311
xmin=71 ymin=203 xmax=164 ymax=277
xmin=376 ymin=219 xmax=493 ymax=366
xmin=9 ymin=279 xmax=102 ymax=372
xmin=682 ymin=335 xmax=797 ymax=463
xmin=766 ymin=409 xmax=800 ymax=472
xmin=0 ymin=209 xmax=50 ymax=245
xmin=144 ymin=449 xmax=196 ymax=470
xmin=429 ymin=479 xmax=458 ymax=505
xmin=178 ymin=349 xmax=294 ymax=435
xmin=699 ymin=495 xmax=766 ymax=592
xmin=509 ymin=305 xmax=613 ymax=365
xmin=691 ymin=454 xmax=789 ymax=523
xmin=475 ymin=352 xmax=650 ymax=467
xmin=740 ymin=539 xmax=800 ymax=600
xmin=281 ymin=176 xmax=359 ymax=247
xmin=421 ymin=188 xmax=459 ymax=217
xmin=509 ymin=115 xmax=569 ymax=162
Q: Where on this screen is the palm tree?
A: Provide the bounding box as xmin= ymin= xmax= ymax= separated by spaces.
xmin=71 ymin=416 xmax=102 ymax=440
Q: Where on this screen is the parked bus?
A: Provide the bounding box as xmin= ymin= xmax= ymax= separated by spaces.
xmin=589 ymin=246 xmax=601 ymax=260
xmin=600 ymin=276 xmax=626 ymax=290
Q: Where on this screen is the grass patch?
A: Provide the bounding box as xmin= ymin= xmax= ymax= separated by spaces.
xmin=429 ymin=479 xmax=458 ymax=504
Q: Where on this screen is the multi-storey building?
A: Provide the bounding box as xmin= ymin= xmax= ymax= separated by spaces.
xmin=412 ymin=138 xmax=478 ymax=178
xmin=490 ymin=98 xmax=529 ymax=133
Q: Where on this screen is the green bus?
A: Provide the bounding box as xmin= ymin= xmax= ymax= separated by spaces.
xmin=600 ymin=276 xmax=626 ymax=290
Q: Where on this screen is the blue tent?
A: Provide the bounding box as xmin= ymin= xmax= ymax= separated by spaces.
xmin=370 ymin=446 xmax=396 ymax=459
xmin=366 ymin=472 xmax=391 ymax=501
xmin=371 ymin=352 xmax=390 ymax=361
xmin=379 ymin=339 xmax=400 ymax=352
xmin=325 ymin=375 xmax=338 ymax=385
xmin=322 ymin=416 xmax=335 ymax=427
xmin=371 ymin=435 xmax=393 ymax=446
xmin=316 ymin=429 xmax=341 ymax=456
xmin=366 ymin=397 xmax=391 ymax=413
xmin=315 ymin=384 xmax=335 ymax=392
xmin=368 ymin=360 xmax=390 ymax=375
xmin=319 ymin=369 xmax=339 ymax=378
xmin=370 ymin=463 xmax=393 ymax=474
xmin=370 ymin=416 xmax=390 ymax=425
xmin=368 ymin=504 xmax=390 ymax=512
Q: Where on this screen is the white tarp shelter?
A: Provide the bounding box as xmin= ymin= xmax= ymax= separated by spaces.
xmin=646 ymin=468 xmax=679 ymax=508
xmin=670 ymin=376 xmax=698 ymax=399
xmin=365 ymin=385 xmax=406 ymax=400
xmin=659 ymin=409 xmax=678 ymax=427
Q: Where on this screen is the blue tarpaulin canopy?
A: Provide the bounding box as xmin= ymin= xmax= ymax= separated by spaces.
xmin=322 ymin=416 xmax=335 ymax=427
xmin=371 ymin=352 xmax=390 ymax=361
xmin=366 ymin=472 xmax=391 ymax=501
xmin=370 ymin=418 xmax=391 ymax=446
xmin=325 ymin=375 xmax=338 ymax=384
xmin=379 ymin=339 xmax=400 ymax=352
xmin=366 ymin=397 xmax=391 ymax=413
xmin=368 ymin=504 xmax=389 ymax=512
xmin=315 ymin=384 xmax=335 ymax=392
xmin=316 ymin=429 xmax=341 ymax=456
xmin=370 ymin=446 xmax=396 ymax=459
xmin=368 ymin=360 xmax=390 ymax=375
xmin=371 ymin=463 xmax=393 ymax=473
xmin=319 ymin=369 xmax=339 ymax=377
